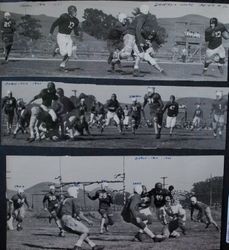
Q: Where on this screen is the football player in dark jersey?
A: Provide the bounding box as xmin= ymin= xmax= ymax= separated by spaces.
xmin=143 ymin=87 xmax=164 ymax=139
xmin=163 ymin=95 xmax=179 ymax=136
xmin=1 ymin=12 xmax=16 ymax=63
xmin=130 ymin=97 xmax=143 ymax=134
xmin=190 ymin=104 xmax=203 ymax=131
xmin=121 ymin=184 xmax=165 ymax=242
xmin=2 ymin=90 xmax=17 ymax=135
xmin=11 ymin=188 xmax=31 ymax=231
xmin=87 ymin=182 xmax=114 ymax=234
xmin=60 ymin=186 xmax=104 ymax=250
xmin=210 ymin=90 xmax=227 ymax=138
xmin=148 ymin=182 xmax=172 ymax=234
xmin=101 ymin=93 xmax=122 ymax=134
xmin=203 ymin=17 xmax=229 ymax=75
xmin=49 ymin=5 xmax=80 ymax=70
xmin=107 ymin=13 xmax=128 ymax=71
xmin=43 ymin=185 xmax=64 ymax=237
xmin=28 ymin=82 xmax=58 ymax=122
xmin=190 ymin=196 xmax=219 ymax=231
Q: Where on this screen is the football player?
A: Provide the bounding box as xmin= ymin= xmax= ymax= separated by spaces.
xmin=210 ymin=90 xmax=227 ymax=138
xmin=76 ymin=98 xmax=88 ymax=117
xmin=87 ymin=182 xmax=114 ymax=234
xmin=203 ymin=17 xmax=229 ymax=75
xmin=191 ymin=104 xmax=203 ymax=131
xmin=49 ymin=5 xmax=80 ymax=70
xmin=164 ymin=196 xmax=186 ymax=237
xmin=2 ymin=90 xmax=17 ymax=135
xmin=148 ymin=182 xmax=172 ymax=235
xmin=101 ymin=93 xmax=122 ymax=134
xmin=123 ymin=105 xmax=130 ymax=130
xmin=60 ymin=186 xmax=104 ymax=250
xmin=13 ymin=99 xmax=31 ymax=138
xmin=6 ymin=195 xmax=14 ymax=230
xmin=107 ymin=13 xmax=128 ymax=71
xmin=43 ymin=185 xmax=65 ymax=237
xmin=121 ymin=184 xmax=165 ymax=242
xmin=130 ymin=97 xmax=143 ymax=134
xmin=28 ymin=82 xmax=58 ymax=122
xmin=190 ymin=196 xmax=219 ymax=231
xmin=1 ymin=12 xmax=16 ymax=63
xmin=11 ymin=188 xmax=31 ymax=231
xmin=143 ymin=87 xmax=164 ymax=139
xmin=163 ymin=95 xmax=179 ymax=136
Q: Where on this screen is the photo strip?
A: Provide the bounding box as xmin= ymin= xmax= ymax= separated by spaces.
xmin=0 ymin=1 xmax=229 ymax=81
xmin=1 ymin=81 xmax=228 ymax=149
xmin=6 ymin=155 xmax=223 ymax=250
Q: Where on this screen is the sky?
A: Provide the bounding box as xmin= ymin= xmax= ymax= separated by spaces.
xmin=0 ymin=1 xmax=229 ymax=24
xmin=2 ymin=81 xmax=228 ymax=104
xmin=7 ymin=155 xmax=224 ymax=192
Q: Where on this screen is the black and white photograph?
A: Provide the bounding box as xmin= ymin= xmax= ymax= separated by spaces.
xmin=6 ymin=155 xmax=223 ymax=250
xmin=1 ymin=81 xmax=228 ymax=149
xmin=0 ymin=1 xmax=229 ymax=81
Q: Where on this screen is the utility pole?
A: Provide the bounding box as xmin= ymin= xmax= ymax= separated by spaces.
xmin=72 ymin=90 xmax=77 ymax=98
xmin=210 ymin=174 xmax=213 ymax=207
xmin=160 ymin=176 xmax=168 ymax=188
xmin=123 ymin=156 xmax=126 ymax=205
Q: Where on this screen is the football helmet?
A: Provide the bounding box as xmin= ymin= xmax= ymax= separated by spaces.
xmin=210 ymin=17 xmax=218 ymax=27
xmin=155 ymin=182 xmax=163 ymax=190
xmin=133 ymin=184 xmax=143 ymax=195
xmin=190 ymin=196 xmax=197 ymax=204
xmin=47 ymin=81 xmax=56 ymax=90
xmin=67 ymin=186 xmax=79 ymax=198
xmin=4 ymin=12 xmax=11 ymax=19
xmin=140 ymin=4 xmax=150 ymax=15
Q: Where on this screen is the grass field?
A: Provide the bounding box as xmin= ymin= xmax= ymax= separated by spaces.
xmin=0 ymin=58 xmax=227 ymax=81
xmin=1 ymin=125 xmax=226 ymax=150
xmin=7 ymin=210 xmax=221 ymax=250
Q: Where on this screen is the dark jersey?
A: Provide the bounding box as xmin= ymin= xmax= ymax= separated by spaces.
xmin=148 ymin=188 xmax=171 ymax=208
xmin=107 ymin=21 xmax=128 ymax=40
xmin=59 ymin=96 xmax=75 ymax=113
xmin=17 ymin=107 xmax=31 ymax=127
xmin=106 ymin=99 xmax=120 ymax=112
xmin=50 ymin=13 xmax=79 ymax=35
xmin=11 ymin=194 xmax=29 ymax=209
xmin=89 ymin=190 xmax=113 ymax=210
xmin=34 ymin=88 xmax=58 ymax=107
xmin=193 ymin=108 xmax=203 ymax=118
xmin=116 ymin=106 xmax=125 ymax=119
xmin=60 ymin=197 xmax=80 ymax=217
xmin=1 ymin=18 xmax=16 ymax=35
xmin=128 ymin=14 xmax=156 ymax=45
xmin=212 ymin=99 xmax=227 ymax=115
xmin=43 ymin=192 xmax=60 ymax=211
xmin=164 ymin=101 xmax=179 ymax=117
xmin=191 ymin=201 xmax=208 ymax=218
xmin=76 ymin=103 xmax=87 ymax=116
xmin=2 ymin=96 xmax=16 ymax=113
xmin=143 ymin=92 xmax=164 ymax=114
xmin=205 ymin=23 xmax=227 ymax=49
xmin=130 ymin=103 xmax=142 ymax=118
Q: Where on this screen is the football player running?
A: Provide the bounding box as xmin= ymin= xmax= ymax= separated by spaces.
xmin=130 ymin=97 xmax=143 ymax=134
xmin=2 ymin=90 xmax=17 ymax=135
xmin=87 ymin=182 xmax=114 ymax=234
xmin=112 ymin=5 xmax=165 ymax=76
xmin=190 ymin=104 xmax=203 ymax=131
xmin=121 ymin=184 xmax=165 ymax=242
xmin=1 ymin=12 xmax=16 ymax=63
xmin=59 ymin=186 xmax=104 ymax=250
xmin=107 ymin=13 xmax=128 ymax=71
xmin=190 ymin=196 xmax=219 ymax=231
xmin=49 ymin=5 xmax=80 ymax=71
xmin=143 ymin=87 xmax=164 ymax=139
xmin=203 ymin=17 xmax=229 ymax=75
xmin=210 ymin=90 xmax=227 ymax=138
xmin=163 ymin=95 xmax=179 ymax=136
xmin=43 ymin=185 xmax=65 ymax=237
xmin=101 ymin=93 xmax=123 ymax=134
xmin=11 ymin=188 xmax=31 ymax=231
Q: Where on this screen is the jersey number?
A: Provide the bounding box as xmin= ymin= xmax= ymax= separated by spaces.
xmin=215 ymin=31 xmax=222 ymax=38
xmin=4 ymin=21 xmax=11 ymax=28
xmin=68 ymin=22 xmax=75 ymax=29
